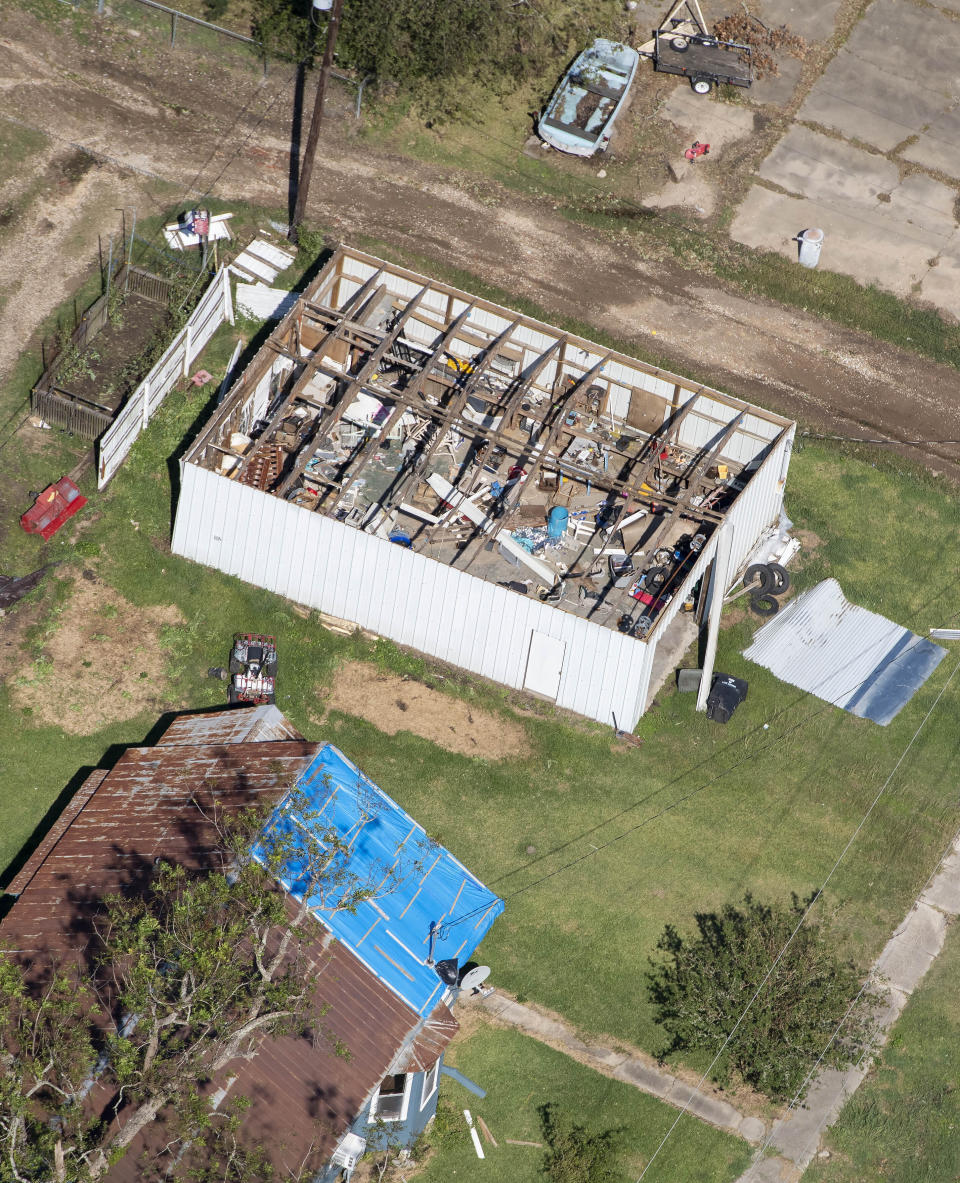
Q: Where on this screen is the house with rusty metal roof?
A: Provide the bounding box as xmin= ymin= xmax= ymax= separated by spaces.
xmin=0 ymin=704 xmax=502 ymax=1181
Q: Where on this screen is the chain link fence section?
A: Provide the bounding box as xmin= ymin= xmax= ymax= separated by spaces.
xmin=57 ymin=0 xmax=368 ymax=115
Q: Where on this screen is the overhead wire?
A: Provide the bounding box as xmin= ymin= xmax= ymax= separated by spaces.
xmin=635 ymin=650 xmax=960 ymax=1181
xmin=438 ymin=594 xmax=960 ymax=938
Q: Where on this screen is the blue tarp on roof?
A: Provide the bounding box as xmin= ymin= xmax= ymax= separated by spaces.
xmin=252 ymin=744 xmax=504 ymax=1016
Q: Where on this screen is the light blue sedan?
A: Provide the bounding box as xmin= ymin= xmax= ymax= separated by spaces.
xmin=538 ymin=39 xmax=640 ymax=157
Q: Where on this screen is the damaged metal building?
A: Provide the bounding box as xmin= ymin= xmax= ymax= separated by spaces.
xmin=172 ymin=247 xmax=795 ymax=729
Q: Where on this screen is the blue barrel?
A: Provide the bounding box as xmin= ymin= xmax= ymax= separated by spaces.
xmin=547 ymin=506 xmax=569 ymax=540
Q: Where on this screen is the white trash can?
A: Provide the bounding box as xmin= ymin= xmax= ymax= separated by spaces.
xmin=795 ymin=227 xmax=824 ymax=269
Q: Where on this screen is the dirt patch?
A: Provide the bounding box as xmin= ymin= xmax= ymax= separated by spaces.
xmin=10 ymin=575 xmax=184 ymax=734
xmin=322 ymin=662 xmax=530 ymax=760
xmin=793 ymin=528 xmax=824 ymax=560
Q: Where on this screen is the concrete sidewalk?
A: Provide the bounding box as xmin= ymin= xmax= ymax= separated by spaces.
xmin=475 ymin=991 xmax=768 ymax=1145
xmin=735 ymin=824 xmax=960 ymax=1182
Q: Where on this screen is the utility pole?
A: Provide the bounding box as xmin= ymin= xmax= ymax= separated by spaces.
xmin=289 ymin=0 xmax=345 ymax=243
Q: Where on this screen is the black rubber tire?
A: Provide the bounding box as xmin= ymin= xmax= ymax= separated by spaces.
xmin=227 ymin=686 xmax=239 ymax=704
xmin=265 ymin=659 xmax=278 ymax=677
xmin=266 ymin=693 xmax=276 ymax=705
xmin=691 ymin=77 xmax=713 ymax=95
xmin=750 ymin=593 xmax=780 ymax=617
xmin=765 ymin=562 xmax=791 ymax=594
xmin=207 ymin=667 xmax=226 ymax=681
xmin=229 ymin=657 xmax=243 ymax=675
xmin=744 ymin=563 xmax=774 ymax=593
xmin=671 ymin=35 xmax=689 ymax=51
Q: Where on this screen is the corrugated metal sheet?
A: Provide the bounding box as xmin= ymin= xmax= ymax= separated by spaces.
xmin=158 ymin=704 xmax=304 ymax=745
xmin=172 ymin=462 xmax=655 ymax=729
xmin=743 ymin=578 xmax=947 ymax=725
xmin=0 ymin=713 xmax=461 ymax=1182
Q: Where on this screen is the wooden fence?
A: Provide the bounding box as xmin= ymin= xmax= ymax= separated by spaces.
xmin=33 ymin=390 xmax=114 ymax=438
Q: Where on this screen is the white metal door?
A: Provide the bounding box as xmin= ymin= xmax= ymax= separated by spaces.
xmin=523 ymin=631 xmax=565 ymax=700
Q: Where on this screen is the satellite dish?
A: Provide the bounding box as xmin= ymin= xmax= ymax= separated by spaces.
xmin=459 ymin=965 xmax=491 ymax=992
xmin=434 ymin=958 xmax=459 ymax=986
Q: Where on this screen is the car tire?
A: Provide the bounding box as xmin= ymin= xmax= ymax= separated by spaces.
xmin=765 ymin=562 xmax=791 ymax=594
xmin=744 ymin=563 xmax=773 ymax=593
xmin=229 ymin=657 xmax=243 ymax=675
xmin=750 ymin=593 xmax=780 ymax=617
xmin=228 ymin=686 xmax=239 ymax=704
xmin=671 ymin=35 xmax=689 ymax=51
xmin=266 ymin=660 xmax=278 ymax=677
xmin=691 ymin=77 xmax=713 ymax=95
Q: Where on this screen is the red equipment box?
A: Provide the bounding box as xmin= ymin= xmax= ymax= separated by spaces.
xmin=21 ymin=477 xmax=87 ymax=541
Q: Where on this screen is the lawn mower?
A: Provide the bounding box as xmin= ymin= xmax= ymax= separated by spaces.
xmin=208 ymin=633 xmax=278 ymax=705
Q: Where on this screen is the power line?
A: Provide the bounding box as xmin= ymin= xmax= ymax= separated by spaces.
xmin=439 ymin=614 xmax=960 ymax=938
xmin=635 ymin=650 xmax=960 ymax=1181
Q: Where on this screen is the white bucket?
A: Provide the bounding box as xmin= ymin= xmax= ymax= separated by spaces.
xmin=797 ymin=227 xmax=824 ymax=269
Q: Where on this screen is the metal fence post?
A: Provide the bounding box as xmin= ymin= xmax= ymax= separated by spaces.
xmin=171 ymin=12 xmax=177 ymax=45
xmin=97 ymin=0 xmax=104 ymax=14
xmin=124 ymin=210 xmax=136 ymax=296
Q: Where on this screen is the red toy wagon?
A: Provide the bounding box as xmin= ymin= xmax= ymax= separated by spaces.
xmin=20 ymin=477 xmax=87 ymax=541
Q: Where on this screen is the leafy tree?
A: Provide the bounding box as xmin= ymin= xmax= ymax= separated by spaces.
xmin=0 ymin=780 xmax=416 ymax=1180
xmin=248 ymin=0 xmax=626 ymax=119
xmin=538 ymin=1102 xmax=625 ymax=1183
xmin=646 ymin=894 xmax=878 ymax=1101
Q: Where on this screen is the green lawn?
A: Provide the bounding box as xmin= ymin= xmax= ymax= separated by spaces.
xmin=4 ymin=243 xmax=960 ymax=1095
xmin=806 ymin=917 xmax=960 ymax=1183
xmin=416 ymin=1022 xmax=752 ymax=1183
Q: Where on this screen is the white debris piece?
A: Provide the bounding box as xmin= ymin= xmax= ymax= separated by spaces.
xmin=229 ymin=237 xmax=296 ymax=285
xmin=235 ymin=283 xmax=297 ymax=322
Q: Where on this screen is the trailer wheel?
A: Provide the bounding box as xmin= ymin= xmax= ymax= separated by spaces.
xmin=671 ymin=35 xmax=689 ymax=51
xmin=229 ymin=657 xmax=243 ymax=675
xmin=691 ymin=77 xmax=713 ymax=95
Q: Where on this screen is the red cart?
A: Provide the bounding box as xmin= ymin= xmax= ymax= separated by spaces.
xmin=21 ymin=477 xmax=87 ymax=541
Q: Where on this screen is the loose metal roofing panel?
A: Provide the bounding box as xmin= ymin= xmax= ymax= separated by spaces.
xmin=743 ymin=578 xmax=947 ymax=725
xmin=255 ymin=744 xmax=504 ymax=1016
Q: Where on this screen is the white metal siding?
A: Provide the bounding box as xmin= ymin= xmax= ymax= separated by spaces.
xmin=171 ymin=464 xmax=655 ymax=729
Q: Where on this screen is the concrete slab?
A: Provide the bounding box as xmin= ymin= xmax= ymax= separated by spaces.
xmin=750 ymin=0 xmax=846 ymax=42
xmin=738 ymin=1116 xmax=767 ymax=1143
xmin=882 ymin=172 xmax=958 ymax=240
xmin=901 ymin=105 xmax=960 ymax=181
xmin=673 ymin=1086 xmax=744 ymax=1132
xmin=798 ymin=0 xmax=960 ymax=152
xmin=729 ymin=185 xmax=933 ymax=296
xmin=659 ymin=87 xmax=757 ymax=151
xmin=874 ymin=901 xmax=948 ymax=993
xmin=612 ymin=1057 xmax=673 ymax=1100
xmin=869 ymin=982 xmax=910 ymax=1036
xmin=917 ymin=250 xmax=960 ymax=322
xmin=759 ymin=125 xmax=898 ymax=205
xmin=920 ymin=848 xmax=960 ymax=913
xmin=768 ymin=1064 xmax=867 ymax=1167
xmin=749 ymin=55 xmax=804 ymax=108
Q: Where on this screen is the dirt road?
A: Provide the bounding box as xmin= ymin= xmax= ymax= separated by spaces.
xmin=2 ymin=6 xmax=960 ymax=479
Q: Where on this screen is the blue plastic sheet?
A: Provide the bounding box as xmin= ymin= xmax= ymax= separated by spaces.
xmin=253 ymin=744 xmax=504 ymax=1015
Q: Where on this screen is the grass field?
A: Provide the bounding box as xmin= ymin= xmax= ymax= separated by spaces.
xmin=806 ymin=916 xmax=960 ymax=1183
xmin=415 ymin=1021 xmax=752 ymax=1183
xmin=4 ymin=241 xmax=960 ymax=1103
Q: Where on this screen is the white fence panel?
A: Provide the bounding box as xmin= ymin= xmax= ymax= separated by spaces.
xmin=97 ymin=269 xmax=232 ymax=488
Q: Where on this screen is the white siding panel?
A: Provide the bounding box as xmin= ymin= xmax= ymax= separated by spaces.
xmin=172 ymin=465 xmax=653 ymax=728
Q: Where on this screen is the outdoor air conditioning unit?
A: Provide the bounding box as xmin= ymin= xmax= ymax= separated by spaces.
xmin=330 ymin=1132 xmax=366 ymax=1174
xmin=313 ymin=0 xmax=334 ymax=9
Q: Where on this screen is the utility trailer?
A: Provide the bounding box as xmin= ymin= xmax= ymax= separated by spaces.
xmin=639 ymin=0 xmax=752 ymax=95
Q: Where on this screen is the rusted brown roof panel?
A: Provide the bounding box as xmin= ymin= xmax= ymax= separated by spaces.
xmin=0 ymin=711 xmax=456 ymax=1180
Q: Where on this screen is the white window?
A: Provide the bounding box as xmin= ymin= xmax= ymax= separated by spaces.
xmin=420 ymin=1060 xmax=441 ymax=1110
xmin=370 ymin=1073 xmax=411 ymax=1123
